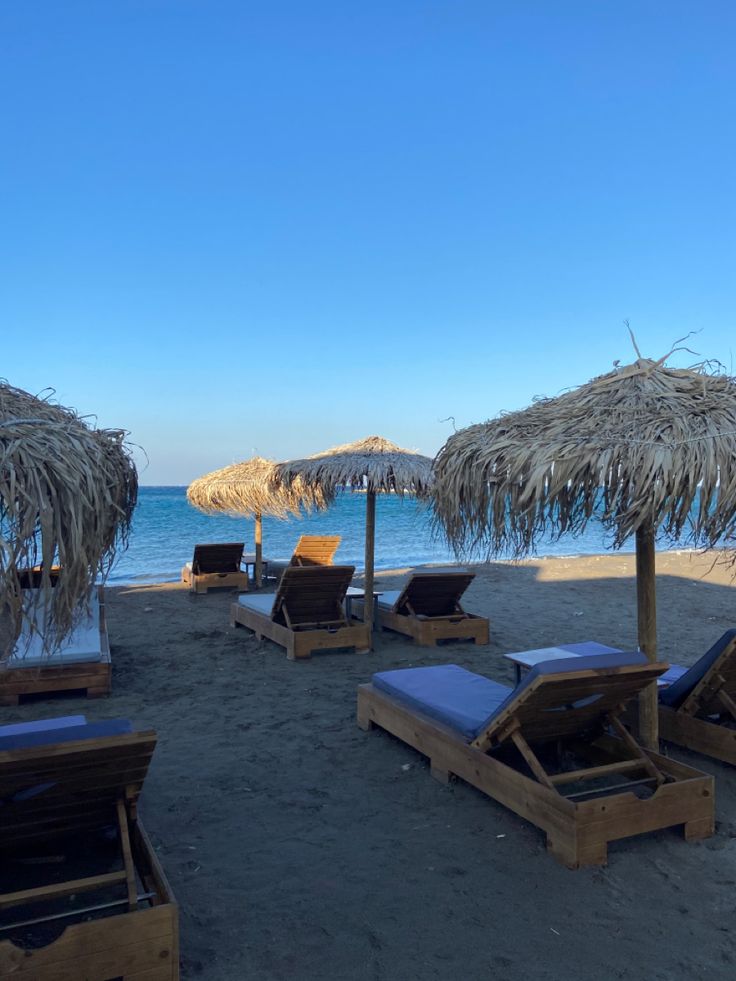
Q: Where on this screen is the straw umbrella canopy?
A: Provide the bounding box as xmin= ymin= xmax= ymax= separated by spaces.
xmin=432 ymin=355 xmax=736 ymax=747
xmin=276 ymin=436 xmax=434 ymax=633
xmin=187 ymin=457 xmax=325 ymax=587
xmin=0 ymin=381 xmax=138 ymax=661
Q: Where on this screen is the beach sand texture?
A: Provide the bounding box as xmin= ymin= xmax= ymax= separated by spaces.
xmin=4 ymin=550 xmax=736 ymax=980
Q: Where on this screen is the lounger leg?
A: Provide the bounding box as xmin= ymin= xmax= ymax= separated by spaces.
xmin=684 ymin=816 xmax=714 ymax=841
xmin=546 ymin=832 xmax=608 ymax=870
xmin=357 ymin=702 xmax=374 ymax=731
xmin=86 ymin=687 xmax=109 ymax=699
xmin=430 ymin=763 xmax=450 ymax=784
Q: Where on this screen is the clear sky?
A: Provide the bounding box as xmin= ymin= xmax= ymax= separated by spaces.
xmin=2 ymin=2 xmax=735 ymax=484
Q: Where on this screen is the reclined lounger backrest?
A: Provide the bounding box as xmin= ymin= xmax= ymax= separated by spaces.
xmin=659 ymin=629 xmax=736 ymax=710
xmin=272 ymin=565 xmax=355 ymax=627
xmin=16 ymin=566 xmax=62 ymax=589
xmin=475 ymin=652 xmax=665 ymax=747
xmin=192 ymin=543 xmax=244 ymax=574
xmin=290 ymin=535 xmax=341 ymax=567
xmin=391 ymin=571 xmax=475 ymax=616
xmin=0 ymin=718 xmax=156 ymax=849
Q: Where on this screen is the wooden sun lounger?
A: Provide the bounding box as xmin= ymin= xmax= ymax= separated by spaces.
xmin=289 ymin=535 xmax=341 ymax=567
xmin=658 ymin=629 xmax=736 ymax=766
xmin=358 ymin=654 xmax=714 ymax=868
xmin=181 ymin=542 xmax=249 ymax=594
xmin=230 ymin=565 xmax=370 ymax=660
xmin=0 ymin=717 xmax=179 ymax=980
xmin=0 ymin=585 xmax=111 ymax=706
xmin=356 ymin=571 xmax=489 ymax=646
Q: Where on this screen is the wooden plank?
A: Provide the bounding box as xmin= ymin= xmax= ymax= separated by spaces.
xmin=548 ymin=759 xmax=645 ymax=786
xmin=0 ymin=933 xmax=177 ymax=980
xmin=0 ymin=871 xmax=127 ymax=911
xmin=659 ymin=705 xmax=736 ymax=767
xmin=117 ymin=798 xmax=138 ymax=912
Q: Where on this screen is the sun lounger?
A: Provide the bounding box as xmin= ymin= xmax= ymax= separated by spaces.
xmin=289 ymin=535 xmax=341 ymax=567
xmin=358 ymin=654 xmax=714 ymax=868
xmin=230 ymin=565 xmax=370 ymax=659
xmin=355 ymin=571 xmax=489 ymax=646
xmin=0 ymin=715 xmax=179 ymax=979
xmin=657 ymin=629 xmax=736 ymax=766
xmin=0 ymin=585 xmax=111 ymax=705
xmin=181 ymin=542 xmax=249 ymax=594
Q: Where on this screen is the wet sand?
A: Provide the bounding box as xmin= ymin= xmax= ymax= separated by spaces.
xmin=4 ymin=550 xmax=736 ymax=980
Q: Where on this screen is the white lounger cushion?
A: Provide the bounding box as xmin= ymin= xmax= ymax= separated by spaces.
xmin=9 ymin=593 xmax=103 ymax=667
xmin=237 ymin=594 xmax=276 ymax=616
xmin=377 ymin=590 xmax=401 ymax=611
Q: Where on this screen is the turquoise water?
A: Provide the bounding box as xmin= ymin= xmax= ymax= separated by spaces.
xmin=108 ymin=486 xmax=628 ymax=585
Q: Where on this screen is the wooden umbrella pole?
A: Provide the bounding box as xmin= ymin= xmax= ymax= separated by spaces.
xmin=363 ymin=489 xmax=376 ymax=647
xmin=636 ymin=522 xmax=658 ymax=749
xmin=255 ymin=512 xmax=263 ymax=589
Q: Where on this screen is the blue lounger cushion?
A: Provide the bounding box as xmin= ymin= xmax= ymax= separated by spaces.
xmin=373 ymin=652 xmax=648 ymax=742
xmin=0 ymin=718 xmax=133 ymax=753
xmin=658 ymin=629 xmax=736 ymax=709
xmin=0 ymin=715 xmax=86 ymax=738
xmin=373 ymin=665 xmax=511 ymax=740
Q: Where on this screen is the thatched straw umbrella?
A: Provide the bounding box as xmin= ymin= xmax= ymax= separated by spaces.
xmin=0 ymin=381 xmax=137 ymax=661
xmin=276 ymin=436 xmax=434 ymax=634
xmin=187 ymin=457 xmax=325 ymax=587
xmin=432 ymin=354 xmax=736 ymax=747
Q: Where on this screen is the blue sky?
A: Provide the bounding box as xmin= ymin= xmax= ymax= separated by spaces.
xmin=2 ymin=2 xmax=734 ymax=484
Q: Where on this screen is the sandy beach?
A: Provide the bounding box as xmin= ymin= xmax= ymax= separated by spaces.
xmin=4 ymin=550 xmax=736 ymax=980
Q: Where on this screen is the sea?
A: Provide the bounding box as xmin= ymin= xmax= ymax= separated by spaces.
xmin=108 ymin=486 xmax=642 ymax=586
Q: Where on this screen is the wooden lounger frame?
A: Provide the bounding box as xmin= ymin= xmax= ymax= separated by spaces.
xmin=289 ymin=535 xmax=341 ymax=567
xmin=231 ymin=565 xmax=370 ymax=660
xmin=0 ymin=585 xmax=111 ymax=706
xmin=364 ymin=572 xmax=489 ymax=646
xmin=659 ymin=634 xmax=736 ymax=766
xmin=181 ymin=542 xmax=249 ymax=594
xmin=0 ymin=730 xmax=179 ymax=980
xmin=358 ymin=662 xmax=714 ymax=868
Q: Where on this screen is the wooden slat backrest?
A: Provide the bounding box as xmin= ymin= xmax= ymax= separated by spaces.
xmin=192 ymin=543 xmax=244 ymax=574
xmin=273 ymin=565 xmax=354 ymax=626
xmin=477 ymin=663 xmax=667 ymax=747
xmin=392 ymin=572 xmax=475 ymax=616
xmin=681 ymin=635 xmax=736 ymax=716
xmin=16 ymin=566 xmax=62 ymax=589
xmin=0 ymin=731 xmax=157 ymax=848
xmin=290 ymin=535 xmax=341 ymax=567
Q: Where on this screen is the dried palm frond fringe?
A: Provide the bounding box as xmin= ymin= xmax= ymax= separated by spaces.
xmin=187 ymin=456 xmax=325 ymax=519
xmin=275 ymin=436 xmax=434 ymax=499
xmin=0 ymin=382 xmax=137 ymax=661
xmin=432 ymin=358 xmax=736 ymax=558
